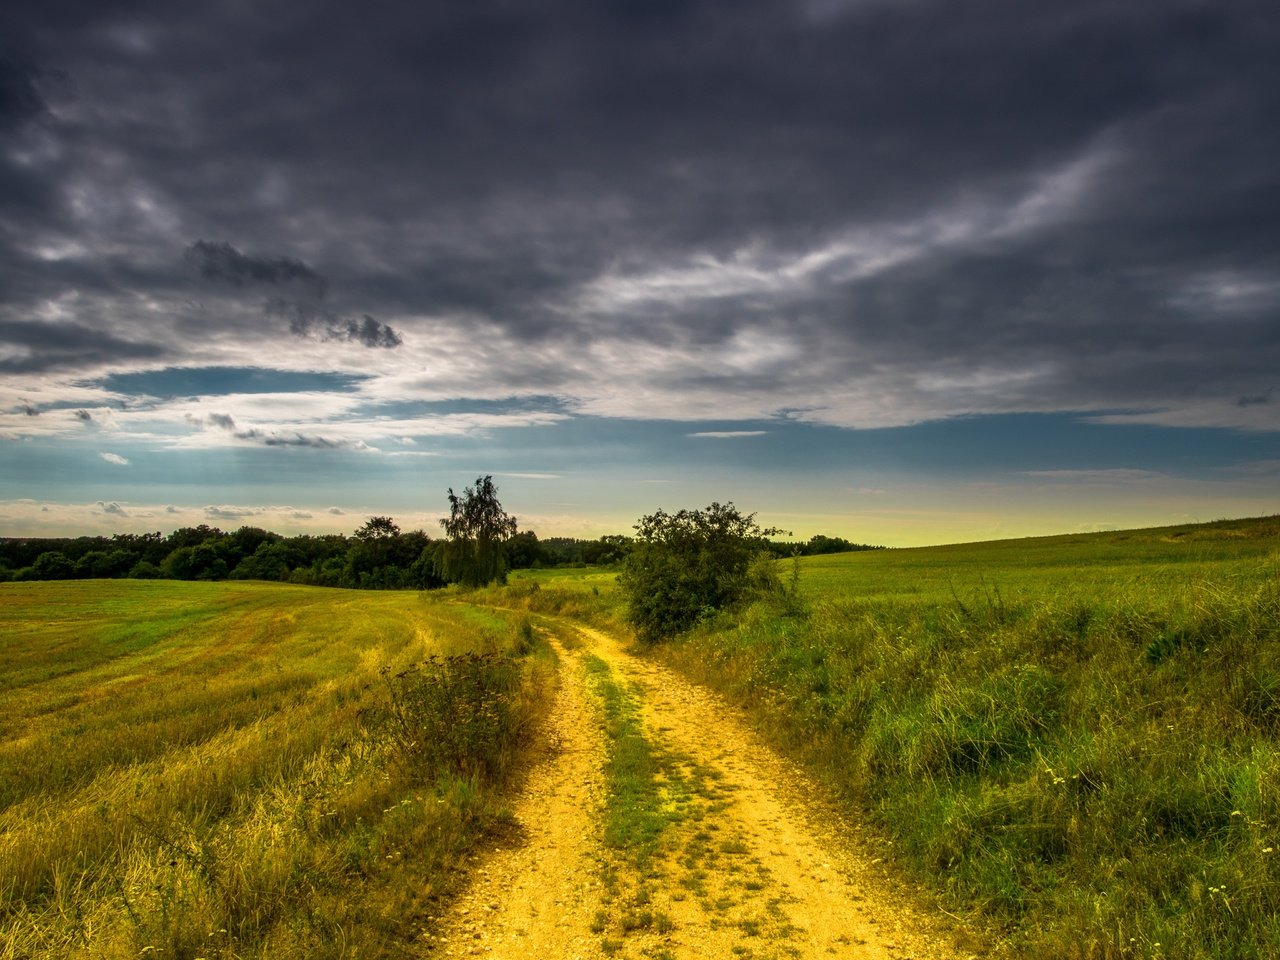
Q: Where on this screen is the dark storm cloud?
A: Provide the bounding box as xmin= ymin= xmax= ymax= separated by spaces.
xmin=183 ymin=238 xmax=399 ymax=348
xmin=342 ymin=315 xmax=402 ymax=349
xmin=253 ymin=432 xmax=347 ymax=449
xmin=0 ymin=55 xmax=48 ymax=131
xmin=265 ymin=300 xmax=403 ymax=349
xmin=0 ymin=319 xmax=167 ymax=374
xmin=185 ymin=240 xmax=327 ymax=296
xmin=2 ymin=0 xmax=1278 ymax=426
xmin=199 ymin=411 xmax=365 ymax=449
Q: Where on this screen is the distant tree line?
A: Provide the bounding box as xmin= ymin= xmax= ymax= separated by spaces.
xmin=0 ymin=473 xmax=878 ymax=588
xmin=762 ymin=534 xmax=883 ymax=558
xmin=0 ymin=526 xmax=877 ymax=587
xmin=0 ymin=522 xmax=637 ymax=588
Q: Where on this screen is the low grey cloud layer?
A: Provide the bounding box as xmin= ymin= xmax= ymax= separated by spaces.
xmin=191 ymin=411 xmax=373 ymax=450
xmin=1 ymin=0 xmax=1277 ymax=440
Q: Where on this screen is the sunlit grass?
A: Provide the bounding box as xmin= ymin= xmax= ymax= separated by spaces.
xmin=582 ymin=654 xmax=667 ymax=861
xmin=0 ymin=580 xmax=547 ymax=959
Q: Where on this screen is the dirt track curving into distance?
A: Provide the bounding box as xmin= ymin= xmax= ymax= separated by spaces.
xmin=428 ymin=618 xmax=983 ymax=960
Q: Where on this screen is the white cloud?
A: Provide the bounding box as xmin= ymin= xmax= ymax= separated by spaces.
xmin=688 ymin=430 xmax=768 ymax=438
xmin=205 ymin=505 xmax=259 ymax=520
xmin=100 ymin=451 xmax=129 ymax=465
xmin=1085 ymin=402 xmax=1280 ymax=433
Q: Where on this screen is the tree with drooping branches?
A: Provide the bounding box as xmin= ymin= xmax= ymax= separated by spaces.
xmin=437 ymin=475 xmax=518 ymax=587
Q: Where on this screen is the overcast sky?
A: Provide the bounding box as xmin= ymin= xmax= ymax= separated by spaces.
xmin=2 ymin=0 xmax=1277 ymax=545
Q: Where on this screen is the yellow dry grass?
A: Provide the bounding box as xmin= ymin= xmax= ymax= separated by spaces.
xmin=1 ymin=580 xmax=542 ymax=959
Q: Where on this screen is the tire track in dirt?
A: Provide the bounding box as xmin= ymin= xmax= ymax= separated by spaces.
xmin=431 ymin=619 xmax=980 ymax=960
xmin=429 ymin=634 xmax=608 ymax=959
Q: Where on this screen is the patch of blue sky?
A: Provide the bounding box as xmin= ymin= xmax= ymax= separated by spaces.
xmin=93 ymin=366 xmax=369 ymax=399
xmin=0 ymin=438 xmax=440 ymax=514
xmin=499 ymin=413 xmax=1280 ymax=480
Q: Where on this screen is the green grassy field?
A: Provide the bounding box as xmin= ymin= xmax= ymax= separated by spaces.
xmin=0 ymin=581 xmax=546 ymax=959
xmin=797 ymin=515 xmax=1280 ymax=603
xmin=641 ymin=517 xmax=1280 ymax=959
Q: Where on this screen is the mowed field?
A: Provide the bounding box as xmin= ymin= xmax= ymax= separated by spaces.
xmin=0 ymin=581 xmax=544 ymax=959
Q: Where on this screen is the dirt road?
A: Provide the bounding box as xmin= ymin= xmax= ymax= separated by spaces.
xmin=429 ymin=619 xmax=979 ymax=960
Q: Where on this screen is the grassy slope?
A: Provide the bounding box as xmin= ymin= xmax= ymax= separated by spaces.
xmin=0 ymin=581 xmax=545 ymax=960
xmin=650 ymin=516 xmax=1280 ymax=959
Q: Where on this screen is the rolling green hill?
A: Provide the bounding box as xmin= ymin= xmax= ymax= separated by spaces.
xmin=644 ymin=516 xmax=1280 ymax=958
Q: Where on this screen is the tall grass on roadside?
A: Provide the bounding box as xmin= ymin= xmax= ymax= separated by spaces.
xmin=0 ymin=581 xmax=550 ymax=960
xmin=654 ymin=521 xmax=1280 ymax=959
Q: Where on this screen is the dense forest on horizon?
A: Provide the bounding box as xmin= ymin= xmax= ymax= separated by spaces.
xmin=0 ymin=520 xmax=879 ymax=588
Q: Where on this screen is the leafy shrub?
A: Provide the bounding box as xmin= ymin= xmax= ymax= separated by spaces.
xmin=619 ymin=502 xmax=783 ymax=643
